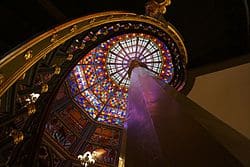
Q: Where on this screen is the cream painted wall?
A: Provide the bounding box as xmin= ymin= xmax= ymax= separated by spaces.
xmin=188 ymin=63 xmax=250 ymax=139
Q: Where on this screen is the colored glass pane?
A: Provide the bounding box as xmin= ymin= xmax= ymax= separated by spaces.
xmin=45 ymin=116 xmax=77 ymax=150
xmin=67 ymin=33 xmax=174 ymax=127
xmin=90 ymin=127 xmax=120 ymax=146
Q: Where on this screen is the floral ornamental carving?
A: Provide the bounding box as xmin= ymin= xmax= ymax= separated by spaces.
xmin=50 ymin=34 xmax=58 ymax=43
xmin=78 ymin=152 xmax=96 ymax=167
xmin=25 ymin=93 xmax=39 ymax=115
xmin=67 ymin=54 xmax=74 ymax=61
xmin=0 ymin=74 xmax=4 ymax=85
xmin=27 ymin=103 xmax=37 ymax=116
xmin=41 ymin=83 xmax=49 ymax=93
xmin=70 ymin=25 xmax=78 ymax=33
xmin=89 ymin=18 xmax=96 ymax=24
xmin=145 ymin=0 xmax=171 ymax=18
xmin=53 ymin=65 xmax=61 ymax=75
xmin=78 ymin=149 xmax=106 ymax=167
xmin=9 ymin=129 xmax=24 ymax=145
xmin=24 ymin=50 xmax=33 ymax=60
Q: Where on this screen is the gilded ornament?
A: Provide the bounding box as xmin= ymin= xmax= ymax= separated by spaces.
xmin=78 ymin=149 xmax=106 ymax=167
xmin=27 ymin=102 xmax=36 ymax=116
xmin=122 ymin=14 xmax=129 ymax=18
xmin=67 ymin=53 xmax=74 ymax=61
xmin=70 ymin=25 xmax=78 ymax=32
xmin=41 ymin=83 xmax=49 ymax=93
xmin=89 ymin=18 xmax=96 ymax=24
xmin=54 ymin=66 xmax=61 ymax=75
xmin=124 ymin=25 xmax=130 ymax=30
xmin=158 ymin=0 xmax=171 ymax=14
xmin=79 ymin=43 xmax=85 ymax=49
xmin=9 ymin=129 xmax=24 ymax=145
xmin=107 ymin=15 xmax=114 ymax=20
xmin=50 ymin=34 xmax=58 ymax=43
xmin=25 ymin=93 xmax=40 ymax=103
xmin=134 ymin=25 xmax=139 ymax=29
xmin=42 ymin=54 xmax=47 ymax=60
xmin=114 ymin=26 xmax=119 ymax=32
xmin=24 ymin=50 xmax=33 ymax=60
xmin=91 ymin=35 xmax=97 ymax=41
xmin=0 ymin=74 xmax=4 ymax=85
xmin=145 ymin=0 xmax=171 ymax=18
xmin=103 ymin=29 xmax=108 ymax=35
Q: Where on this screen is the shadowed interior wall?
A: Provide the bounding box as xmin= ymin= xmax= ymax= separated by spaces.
xmin=188 ymin=62 xmax=250 ymax=139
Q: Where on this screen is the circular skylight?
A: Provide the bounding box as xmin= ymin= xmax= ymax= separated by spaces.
xmin=66 ymin=33 xmax=174 ymax=126
xmin=106 ymin=33 xmax=165 ymax=87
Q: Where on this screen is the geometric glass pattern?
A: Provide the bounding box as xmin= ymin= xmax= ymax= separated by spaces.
xmin=107 ymin=33 xmax=165 ymax=87
xmin=67 ymin=33 xmax=174 ymax=127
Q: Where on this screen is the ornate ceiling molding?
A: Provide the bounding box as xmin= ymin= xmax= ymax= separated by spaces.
xmin=0 ymin=11 xmax=187 ymax=97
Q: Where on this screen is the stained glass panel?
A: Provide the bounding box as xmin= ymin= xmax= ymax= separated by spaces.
xmin=90 ymin=79 xmax=114 ymax=104
xmin=73 ymin=65 xmax=88 ymax=92
xmin=74 ymin=94 xmax=98 ymax=119
xmin=67 ymin=33 xmax=174 ymax=127
xmin=90 ymin=127 xmax=120 ymax=146
xmin=45 ymin=116 xmax=77 ymax=150
xmin=57 ymin=105 xmax=88 ymax=135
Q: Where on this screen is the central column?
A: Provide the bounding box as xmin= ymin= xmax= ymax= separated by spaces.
xmin=126 ymin=65 xmax=167 ymax=166
xmin=125 ymin=65 xmax=243 ymax=166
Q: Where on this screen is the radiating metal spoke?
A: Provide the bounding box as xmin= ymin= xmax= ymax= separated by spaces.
xmin=109 ymin=50 xmax=130 ymax=61
xmin=140 ymin=49 xmax=159 ymax=60
xmin=118 ymin=42 xmax=130 ymax=58
xmin=135 ymin=37 xmax=139 ymax=58
xmin=146 ymin=68 xmax=159 ymax=75
xmin=73 ymin=77 xmax=107 ymax=97
xmin=138 ymin=40 xmax=150 ymax=58
xmin=144 ymin=61 xmax=162 ymax=64
xmin=118 ymin=71 xmax=129 ymax=85
xmin=106 ymin=63 xmax=128 ymax=65
xmin=110 ymin=66 xmax=128 ymax=77
xmin=124 ymin=40 xmax=131 ymax=53
xmin=95 ymin=88 xmax=116 ymax=119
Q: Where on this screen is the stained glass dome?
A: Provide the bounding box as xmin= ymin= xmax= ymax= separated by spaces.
xmin=66 ymin=33 xmax=174 ymax=127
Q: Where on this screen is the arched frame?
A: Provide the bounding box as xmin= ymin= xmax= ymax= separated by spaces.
xmin=0 ymin=11 xmax=187 ymax=97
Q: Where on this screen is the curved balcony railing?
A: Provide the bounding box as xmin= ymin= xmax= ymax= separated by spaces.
xmin=0 ymin=11 xmax=187 ymax=97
